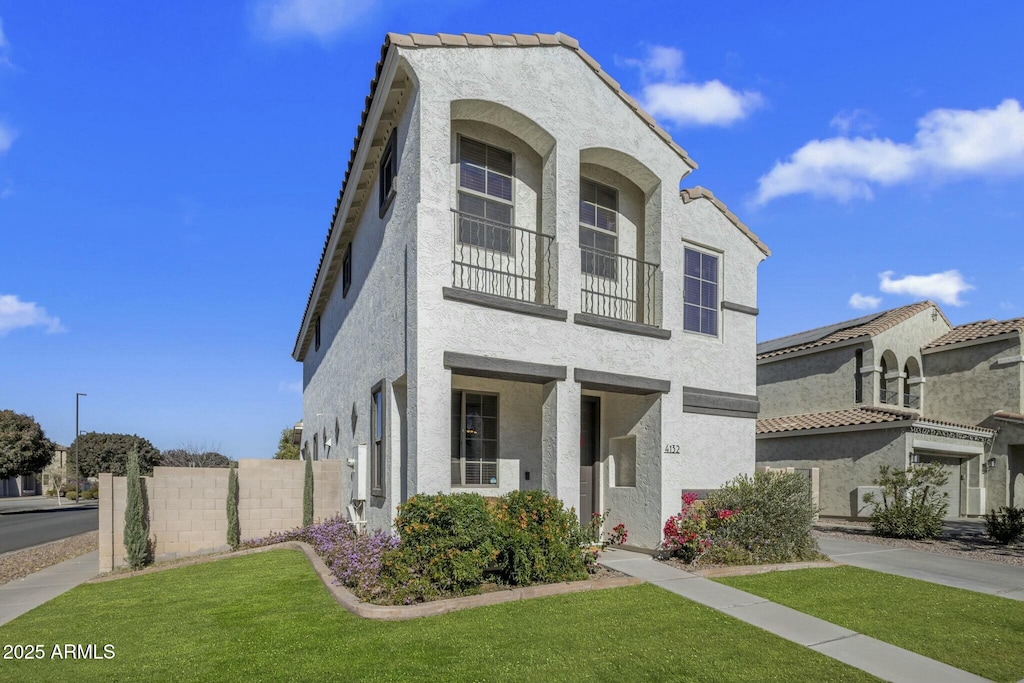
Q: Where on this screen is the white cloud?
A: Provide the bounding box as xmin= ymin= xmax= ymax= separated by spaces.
xmin=252 ymin=0 xmax=374 ymax=41
xmin=0 ymin=16 xmax=12 ymax=68
xmin=625 ymin=45 xmax=764 ymax=128
xmin=999 ymin=301 xmax=1015 ymax=311
xmin=849 ymin=293 xmax=882 ymax=310
xmin=878 ymin=270 xmax=973 ymax=306
xmin=0 ymin=294 xmax=66 ymax=336
xmin=0 ymin=121 xmax=15 ymax=155
xmin=830 ymin=109 xmax=875 ymax=135
xmin=278 ymin=379 xmax=302 ymax=395
xmin=757 ymin=99 xmax=1024 ymax=204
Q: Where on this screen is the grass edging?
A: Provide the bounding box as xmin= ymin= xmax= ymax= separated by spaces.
xmin=89 ymin=541 xmax=642 ymax=620
xmin=690 ymin=560 xmax=839 ymax=578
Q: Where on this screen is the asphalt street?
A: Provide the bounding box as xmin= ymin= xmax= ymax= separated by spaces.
xmin=0 ymin=503 xmax=99 ymax=554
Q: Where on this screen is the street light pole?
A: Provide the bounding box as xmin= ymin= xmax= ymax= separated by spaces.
xmin=75 ymin=392 xmax=87 ymax=500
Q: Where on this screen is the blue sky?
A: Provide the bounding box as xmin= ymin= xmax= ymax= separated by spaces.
xmin=2 ymin=1 xmax=1023 ymax=457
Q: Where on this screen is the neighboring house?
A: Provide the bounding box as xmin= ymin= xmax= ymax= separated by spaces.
xmin=756 ymin=301 xmax=1024 ymax=518
xmin=41 ymin=443 xmax=69 ymax=492
xmin=0 ymin=443 xmax=63 ymax=497
xmin=290 ymin=32 xmax=769 ymax=548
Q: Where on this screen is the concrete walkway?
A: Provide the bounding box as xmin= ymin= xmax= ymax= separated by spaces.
xmin=600 ymin=548 xmax=988 ymax=683
xmin=0 ymin=551 xmax=99 ymax=627
xmin=818 ymin=537 xmax=1024 ymax=601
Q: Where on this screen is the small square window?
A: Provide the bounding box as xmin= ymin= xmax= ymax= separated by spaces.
xmin=378 ymin=130 xmax=397 ymax=217
xmin=683 ymin=247 xmax=719 ymax=336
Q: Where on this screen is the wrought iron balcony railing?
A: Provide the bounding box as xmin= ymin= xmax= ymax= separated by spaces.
xmin=580 ymin=246 xmax=659 ymax=326
xmin=451 ymin=210 xmax=554 ymax=306
xmin=880 ymin=389 xmax=899 ymax=405
xmin=903 ymin=393 xmax=921 ymax=409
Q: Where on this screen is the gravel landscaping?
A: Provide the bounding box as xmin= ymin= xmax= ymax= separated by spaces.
xmin=0 ymin=531 xmax=98 ymax=585
xmin=814 ymin=519 xmax=1024 ymax=566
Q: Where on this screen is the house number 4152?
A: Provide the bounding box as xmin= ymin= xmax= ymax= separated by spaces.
xmin=664 ymin=444 xmax=680 ymax=454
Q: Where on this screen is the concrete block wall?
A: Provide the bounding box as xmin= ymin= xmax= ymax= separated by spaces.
xmin=99 ymin=460 xmax=342 ymax=572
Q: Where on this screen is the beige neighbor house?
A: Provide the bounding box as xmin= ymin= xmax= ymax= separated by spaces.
xmin=291 ymin=32 xmax=770 ymax=548
xmin=756 ymin=300 xmax=1024 ymax=519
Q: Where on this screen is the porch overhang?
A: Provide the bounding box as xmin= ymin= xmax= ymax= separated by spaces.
xmin=574 ymin=368 xmax=670 ymax=395
xmin=443 ymin=352 xmax=566 ymax=384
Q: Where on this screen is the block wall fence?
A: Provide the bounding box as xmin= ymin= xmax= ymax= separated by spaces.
xmin=99 ymin=460 xmax=342 ymax=572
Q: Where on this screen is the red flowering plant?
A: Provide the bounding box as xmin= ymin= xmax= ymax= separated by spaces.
xmin=661 ymin=492 xmax=738 ymax=564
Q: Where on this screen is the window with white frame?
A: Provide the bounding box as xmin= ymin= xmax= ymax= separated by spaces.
xmin=579 ymin=178 xmax=618 ymax=279
xmin=457 ymin=137 xmax=514 ymax=253
xmin=451 ymin=391 xmax=498 ymax=486
xmin=371 ymin=384 xmax=385 ymax=497
xmin=683 ymin=247 xmax=719 ymax=336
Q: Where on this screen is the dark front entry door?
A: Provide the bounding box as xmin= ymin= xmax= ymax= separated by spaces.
xmin=580 ymin=397 xmax=599 ymax=522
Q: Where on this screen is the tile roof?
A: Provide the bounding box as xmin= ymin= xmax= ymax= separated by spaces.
xmin=294 ymin=32 xmax=704 ymax=358
xmin=994 ymin=411 xmax=1024 ymax=423
xmin=680 ymin=186 xmax=770 ymax=256
xmin=757 ymin=301 xmax=949 ymax=360
xmin=922 ymin=317 xmax=1024 ymax=351
xmin=757 ymin=406 xmax=996 ymax=436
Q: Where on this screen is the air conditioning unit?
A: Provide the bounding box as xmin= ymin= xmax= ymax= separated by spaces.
xmin=350 ymin=444 xmax=368 ymax=502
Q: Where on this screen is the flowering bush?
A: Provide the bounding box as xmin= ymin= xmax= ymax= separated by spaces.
xmin=662 ymin=493 xmax=715 ymax=563
xmin=609 ymin=523 xmax=628 ymax=546
xmin=492 ymin=490 xmax=589 ymax=585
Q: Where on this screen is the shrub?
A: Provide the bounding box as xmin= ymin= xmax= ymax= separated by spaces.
xmin=395 ymin=493 xmax=496 ymax=593
xmin=864 ymin=463 xmax=948 ymax=539
xmin=702 ymin=470 xmax=819 ymax=564
xmin=491 ymin=490 xmax=588 ymax=586
xmin=662 ymin=493 xmax=714 ymax=563
xmin=80 ymin=489 xmax=93 ymax=500
xmin=66 ymin=490 xmax=78 ymax=501
xmin=123 ymin=448 xmax=150 ymax=570
xmin=226 ymin=461 xmax=240 ymax=550
xmin=302 ymin=455 xmax=313 ymax=527
xmin=984 ymin=506 xmax=1024 ymax=545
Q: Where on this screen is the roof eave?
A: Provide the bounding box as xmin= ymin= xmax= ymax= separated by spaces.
xmin=292 ymin=42 xmax=403 ymax=362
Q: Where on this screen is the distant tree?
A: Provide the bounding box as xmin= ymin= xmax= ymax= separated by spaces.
xmin=274 ymin=427 xmax=300 ymax=460
xmin=0 ymin=410 xmax=54 ymax=480
xmin=160 ymin=443 xmax=230 ymax=468
xmin=303 ymin=454 xmax=314 ymax=527
xmin=123 ymin=448 xmax=150 ymax=570
xmin=68 ymin=432 xmax=161 ymax=478
xmin=226 ymin=461 xmax=240 ymax=550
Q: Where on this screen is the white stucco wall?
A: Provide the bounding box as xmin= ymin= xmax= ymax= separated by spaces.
xmin=301 ymin=42 xmax=765 ymax=545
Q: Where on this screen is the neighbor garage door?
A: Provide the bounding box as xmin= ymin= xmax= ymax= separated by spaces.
xmin=919 ymin=455 xmax=961 ymax=519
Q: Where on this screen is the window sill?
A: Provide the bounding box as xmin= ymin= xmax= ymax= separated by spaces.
xmin=442 ymin=287 xmax=568 ymax=321
xmin=573 ymin=313 xmax=671 ymax=339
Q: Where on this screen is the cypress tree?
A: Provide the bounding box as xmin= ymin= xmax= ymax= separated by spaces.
xmin=303 ymin=454 xmax=314 ymax=527
xmin=227 ymin=461 xmax=240 ymax=550
xmin=123 ymin=448 xmax=149 ymax=570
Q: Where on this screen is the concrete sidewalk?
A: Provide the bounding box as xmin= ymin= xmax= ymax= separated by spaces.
xmin=817 ymin=537 xmax=1024 ymax=601
xmin=600 ymin=548 xmax=987 ymax=683
xmin=0 ymin=551 xmax=99 ymax=627
xmin=0 ymin=496 xmax=97 ymax=514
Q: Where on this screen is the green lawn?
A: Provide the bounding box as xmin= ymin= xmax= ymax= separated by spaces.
xmin=718 ymin=566 xmax=1024 ymax=683
xmin=0 ymin=549 xmax=877 ymax=682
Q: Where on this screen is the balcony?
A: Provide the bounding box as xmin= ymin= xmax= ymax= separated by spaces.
xmin=880 ymin=389 xmax=899 ymax=405
xmin=450 ymin=210 xmax=554 ymax=307
xmin=580 ymin=247 xmax=659 ymax=326
xmin=903 ymin=393 xmax=921 ymax=410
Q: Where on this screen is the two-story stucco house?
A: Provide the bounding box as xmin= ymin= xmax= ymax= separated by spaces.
xmin=291 ymin=32 xmax=769 ymax=548
xmin=756 ymin=301 xmax=1024 ymax=518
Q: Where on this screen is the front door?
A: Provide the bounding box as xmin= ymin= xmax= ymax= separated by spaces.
xmin=580 ymin=397 xmax=600 ymax=522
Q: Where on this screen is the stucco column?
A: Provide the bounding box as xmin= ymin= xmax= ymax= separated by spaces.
xmin=861 ymin=365 xmax=881 ymax=406
xmin=553 ymin=148 xmax=580 ymax=313
xmin=410 ymin=363 xmax=452 ymax=497
xmin=541 ymin=378 xmax=581 ymax=509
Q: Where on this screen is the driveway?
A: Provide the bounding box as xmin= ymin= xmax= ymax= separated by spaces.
xmin=818 ymin=536 xmax=1024 ymax=601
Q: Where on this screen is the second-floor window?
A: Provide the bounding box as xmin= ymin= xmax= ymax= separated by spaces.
xmin=457 ymin=137 xmax=514 ymax=253
xmin=378 ymin=129 xmax=397 ymax=216
xmin=683 ymin=247 xmax=719 ymax=336
xmin=580 ymin=178 xmax=618 ymax=279
xmin=342 ymin=243 xmax=352 ymax=297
